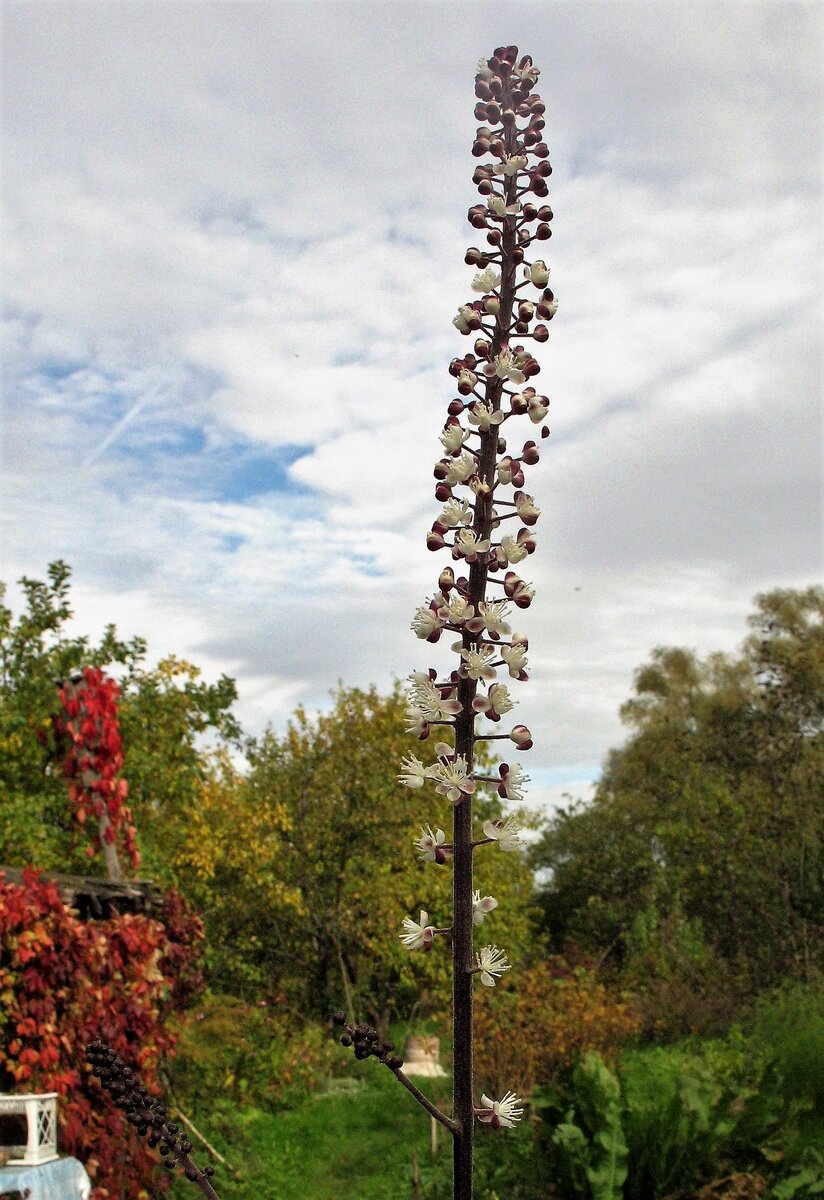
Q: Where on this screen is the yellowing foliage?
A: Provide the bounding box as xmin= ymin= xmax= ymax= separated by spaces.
xmin=473 ymin=957 xmax=641 ymax=1096
xmin=174 ymin=750 xmax=303 ymax=913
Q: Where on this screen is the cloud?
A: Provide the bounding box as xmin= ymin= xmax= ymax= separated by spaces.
xmin=2 ymin=2 xmax=820 ymax=801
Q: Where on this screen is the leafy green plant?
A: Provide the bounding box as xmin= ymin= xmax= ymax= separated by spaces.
xmin=620 ymin=1046 xmax=740 ymax=1199
xmin=550 ymin=1051 xmax=628 ymax=1200
xmin=771 ymin=1148 xmax=824 ymax=1199
xmin=752 ymin=982 xmax=824 ymax=1108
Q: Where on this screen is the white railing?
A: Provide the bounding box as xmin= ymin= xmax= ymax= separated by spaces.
xmin=0 ymin=1092 xmax=59 ymax=1165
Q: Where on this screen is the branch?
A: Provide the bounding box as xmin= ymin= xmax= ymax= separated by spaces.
xmin=331 ymin=1013 xmax=458 ymax=1133
xmin=392 ymin=1066 xmax=461 ymax=1135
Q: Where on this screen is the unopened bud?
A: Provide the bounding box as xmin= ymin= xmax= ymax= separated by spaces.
xmin=510 ymin=724 xmax=533 ymax=750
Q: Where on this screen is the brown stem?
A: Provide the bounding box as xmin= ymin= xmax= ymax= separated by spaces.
xmin=393 ymin=1067 xmax=461 ymax=1134
xmin=451 ymin=69 xmax=521 ymax=1200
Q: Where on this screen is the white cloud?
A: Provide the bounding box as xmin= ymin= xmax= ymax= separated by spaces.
xmin=2 ymin=2 xmax=820 ymax=798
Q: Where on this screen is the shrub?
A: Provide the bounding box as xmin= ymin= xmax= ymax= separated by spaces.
xmin=166 ymin=993 xmax=354 ymax=1112
xmin=621 ymin=904 xmax=752 ymax=1040
xmin=473 ymin=957 xmax=641 ymax=1096
xmin=0 ymin=867 xmax=203 ymax=1199
xmin=749 ymin=980 xmax=824 ymax=1109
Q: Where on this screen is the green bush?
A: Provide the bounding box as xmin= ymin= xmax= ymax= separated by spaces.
xmin=751 ymin=981 xmax=824 ymax=1109
xmin=551 ymin=1051 xmax=629 ymax=1200
xmin=619 ymin=1044 xmax=752 ymax=1199
xmin=165 ymin=993 xmax=354 ymax=1111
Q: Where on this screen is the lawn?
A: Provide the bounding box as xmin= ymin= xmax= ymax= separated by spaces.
xmin=167 ymin=1071 xmax=450 ymax=1200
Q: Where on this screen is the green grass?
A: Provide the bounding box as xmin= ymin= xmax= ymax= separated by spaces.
xmin=168 ymin=1069 xmax=451 ymax=1200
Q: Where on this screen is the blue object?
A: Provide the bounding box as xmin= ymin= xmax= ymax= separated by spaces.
xmin=0 ymin=1157 xmax=90 ymax=1200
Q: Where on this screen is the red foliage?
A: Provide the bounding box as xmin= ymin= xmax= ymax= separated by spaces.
xmin=0 ymin=867 xmax=204 ymax=1199
xmin=56 ymin=667 xmax=140 ymax=871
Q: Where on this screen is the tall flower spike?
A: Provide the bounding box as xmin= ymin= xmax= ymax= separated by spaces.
xmin=409 ymin=44 xmax=554 ymax=1191
xmin=336 ymin=46 xmax=556 ymax=1196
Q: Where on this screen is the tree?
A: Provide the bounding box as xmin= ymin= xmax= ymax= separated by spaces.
xmin=531 ymin=587 xmax=824 ymax=997
xmin=173 ymin=684 xmax=538 ymax=1025
xmin=0 ymin=562 xmax=240 ymax=881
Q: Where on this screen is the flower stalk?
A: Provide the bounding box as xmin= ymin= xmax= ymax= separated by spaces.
xmin=85 ymin=1039 xmax=221 ymax=1199
xmin=341 ymin=43 xmax=555 ymax=1200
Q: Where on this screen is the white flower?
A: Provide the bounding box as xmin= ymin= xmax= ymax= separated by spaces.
xmin=471 ymin=267 xmax=501 ymax=293
xmin=497 ymin=534 xmax=529 ymax=565
xmin=411 ymin=606 xmax=445 ymax=640
xmin=467 ymin=400 xmax=504 ymax=431
xmin=400 ymin=910 xmax=435 ymax=951
xmin=501 ymin=642 xmax=529 ymax=678
xmin=404 ymin=706 xmax=429 ymax=738
xmin=407 ymin=673 xmax=462 ymax=720
xmin=498 ymin=762 xmax=530 ymax=801
xmin=488 ymin=348 xmax=526 ymax=384
xmin=472 ymin=682 xmax=515 ymax=720
xmin=525 ymin=259 xmax=550 ymax=287
xmin=477 ymin=1091 xmax=524 ymax=1128
xmin=459 ymin=644 xmax=497 ymax=682
xmin=514 ymin=493 xmax=541 ymax=523
xmin=488 ymin=195 xmax=521 ymax=219
xmin=445 ymin=450 xmax=477 ymax=485
xmin=475 ymin=944 xmax=511 ymax=986
xmin=472 ymin=890 xmax=499 ymax=925
xmin=457 ymin=367 xmax=478 ymax=394
xmin=513 ymin=55 xmax=540 ymax=84
xmin=398 ymin=754 xmax=432 ymax=789
xmin=454 ymin=528 xmax=490 ymax=561
xmin=493 ymin=154 xmax=528 ymax=177
xmin=527 ymin=393 xmax=550 ymax=423
xmin=544 ymin=299 xmax=559 ymax=318
xmin=453 ymin=304 xmax=477 ymax=334
xmin=414 ymin=826 xmax=448 ymax=862
xmin=438 ymin=592 xmax=475 ymax=625
xmin=440 ymin=422 xmax=469 ymax=453
xmin=431 ymin=753 xmax=476 ymax=804
xmin=482 ymin=815 xmax=524 ymax=852
xmin=476 ymin=57 xmax=494 ymax=80
xmin=504 ymin=573 xmax=535 ymax=608
xmin=440 ymin=498 xmax=473 ymax=528
xmin=510 ymin=723 xmax=533 ymax=750
xmin=469 ymin=600 xmax=511 ymax=638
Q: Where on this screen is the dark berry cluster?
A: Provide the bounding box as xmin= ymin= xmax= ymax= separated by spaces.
xmin=85 ymin=1039 xmax=220 ymax=1197
xmin=331 ymin=1012 xmax=404 ymax=1070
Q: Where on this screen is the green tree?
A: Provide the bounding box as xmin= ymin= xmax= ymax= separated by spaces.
xmin=176 ymin=684 xmax=538 ymax=1025
xmin=531 ymin=587 xmax=824 ymax=997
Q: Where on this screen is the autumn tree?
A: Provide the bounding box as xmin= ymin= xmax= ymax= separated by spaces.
xmin=0 ymin=562 xmax=240 ymax=880
xmin=174 ymin=684 xmax=538 ymax=1025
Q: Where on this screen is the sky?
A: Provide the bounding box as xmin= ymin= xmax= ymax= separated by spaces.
xmin=1 ymin=0 xmax=821 ymax=816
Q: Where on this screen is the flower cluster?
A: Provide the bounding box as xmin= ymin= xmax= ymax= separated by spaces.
xmin=396 ymin=43 xmax=553 ymax=1139
xmin=85 ymin=1038 xmax=219 ymax=1197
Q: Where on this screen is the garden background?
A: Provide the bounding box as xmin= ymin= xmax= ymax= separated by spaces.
xmin=1 ymin=3 xmax=822 ymax=1199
